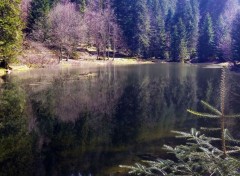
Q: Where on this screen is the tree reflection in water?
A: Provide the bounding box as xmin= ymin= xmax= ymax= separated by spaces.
xmin=0 ymin=64 xmax=239 ymax=175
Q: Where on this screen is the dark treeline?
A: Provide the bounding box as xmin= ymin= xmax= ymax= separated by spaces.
xmin=113 ymin=0 xmax=240 ymax=62
xmin=1 ymin=0 xmax=240 ymax=64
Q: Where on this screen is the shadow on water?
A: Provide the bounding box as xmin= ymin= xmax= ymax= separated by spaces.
xmin=0 ymin=64 xmax=240 ymax=175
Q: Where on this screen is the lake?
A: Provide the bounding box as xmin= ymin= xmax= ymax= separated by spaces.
xmin=0 ymin=63 xmax=240 ymax=176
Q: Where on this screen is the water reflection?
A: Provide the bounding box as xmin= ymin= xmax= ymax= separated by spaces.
xmin=0 ymin=64 xmax=240 ymax=175
xmin=0 ymin=79 xmax=34 ymax=176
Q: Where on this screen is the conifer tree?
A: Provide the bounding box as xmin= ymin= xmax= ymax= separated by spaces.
xmin=132 ymin=0 xmax=150 ymax=57
xmin=189 ymin=0 xmax=200 ymax=57
xmin=173 ymin=0 xmax=199 ymax=59
xmin=170 ymin=18 xmax=188 ymax=62
xmin=79 ymin=0 xmax=86 ymax=13
xmin=0 ymin=0 xmax=23 ymax=65
xmin=177 ymin=19 xmax=188 ymax=62
xmin=113 ymin=0 xmax=150 ymax=58
xmin=231 ymin=12 xmax=240 ymax=63
xmin=27 ymin=0 xmax=50 ymax=33
xmin=165 ymin=9 xmax=174 ymax=60
xmin=170 ymin=25 xmax=179 ymax=62
xmin=198 ymin=13 xmax=215 ymax=62
xmin=113 ymin=0 xmax=135 ymax=53
xmin=121 ymin=69 xmax=240 ymax=176
xmin=148 ymin=0 xmax=167 ymax=59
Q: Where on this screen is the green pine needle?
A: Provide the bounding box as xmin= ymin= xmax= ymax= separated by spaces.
xmin=187 ymin=109 xmax=220 ymax=118
xmin=201 ymin=100 xmax=222 ymax=115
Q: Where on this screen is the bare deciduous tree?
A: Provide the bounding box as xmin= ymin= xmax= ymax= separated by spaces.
xmin=27 ymin=0 xmax=124 ymax=61
xmin=48 ymin=1 xmax=86 ymax=61
xmin=84 ymin=0 xmax=124 ymax=60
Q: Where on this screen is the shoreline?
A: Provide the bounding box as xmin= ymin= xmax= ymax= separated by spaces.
xmin=0 ymin=59 xmax=234 ymax=77
xmin=188 ymin=61 xmax=232 ymax=68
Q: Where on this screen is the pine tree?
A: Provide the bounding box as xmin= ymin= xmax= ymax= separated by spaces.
xmin=113 ymin=0 xmax=150 ymax=58
xmin=148 ymin=0 xmax=167 ymax=59
xmin=0 ymin=0 xmax=23 ymax=65
xmin=170 ymin=25 xmax=179 ymax=62
xmin=173 ymin=0 xmax=199 ymax=60
xmin=27 ymin=0 xmax=50 ymax=33
xmin=170 ymin=18 xmax=188 ymax=62
xmin=231 ymin=12 xmax=240 ymax=63
xmin=177 ymin=19 xmax=188 ymax=62
xmin=165 ymin=9 xmax=174 ymax=61
xmin=189 ymin=0 xmax=200 ymax=58
xmin=113 ymin=0 xmax=135 ymax=53
xmin=132 ymin=0 xmax=150 ymax=57
xmin=198 ymin=13 xmax=215 ymax=62
xmin=121 ymin=69 xmax=240 ymax=175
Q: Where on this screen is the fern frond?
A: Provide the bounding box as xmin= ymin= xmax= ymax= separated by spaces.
xmin=201 ymin=100 xmax=222 ymax=115
xmin=187 ymin=109 xmax=220 ymax=118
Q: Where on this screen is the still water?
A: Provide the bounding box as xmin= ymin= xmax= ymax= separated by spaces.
xmin=0 ymin=63 xmax=240 ymax=176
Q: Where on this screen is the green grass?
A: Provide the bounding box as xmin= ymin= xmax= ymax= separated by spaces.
xmin=0 ymin=68 xmax=6 ymax=76
xmin=10 ymin=65 xmax=30 ymax=72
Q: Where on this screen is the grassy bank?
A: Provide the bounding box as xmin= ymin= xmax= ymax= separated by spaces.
xmin=0 ymin=68 xmax=6 ymax=76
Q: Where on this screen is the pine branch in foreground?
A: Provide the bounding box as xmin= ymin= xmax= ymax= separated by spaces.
xmin=120 ymin=129 xmax=240 ymax=176
xmin=120 ymin=69 xmax=240 ymax=175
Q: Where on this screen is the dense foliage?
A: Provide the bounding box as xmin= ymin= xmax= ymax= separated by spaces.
xmin=121 ymin=129 xmax=240 ymax=175
xmin=0 ymin=0 xmax=23 ymax=65
xmin=1 ymin=0 xmax=240 ymax=63
xmin=113 ymin=0 xmax=240 ymax=61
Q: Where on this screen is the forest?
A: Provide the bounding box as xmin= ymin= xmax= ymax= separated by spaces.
xmin=1 ymin=1 xmax=240 ymax=175
xmin=1 ymin=0 xmax=240 ymax=65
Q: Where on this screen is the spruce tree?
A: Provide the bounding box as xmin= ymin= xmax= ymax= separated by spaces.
xmin=148 ymin=0 xmax=167 ymax=59
xmin=177 ymin=19 xmax=188 ymax=62
xmin=231 ymin=12 xmax=240 ymax=63
xmin=189 ymin=0 xmax=200 ymax=57
xmin=113 ymin=0 xmax=150 ymax=58
xmin=113 ymin=0 xmax=135 ymax=54
xmin=121 ymin=69 xmax=240 ymax=176
xmin=198 ymin=13 xmax=215 ymax=62
xmin=133 ymin=0 xmax=150 ymax=57
xmin=170 ymin=25 xmax=179 ymax=62
xmin=170 ymin=18 xmax=188 ymax=62
xmin=165 ymin=9 xmax=174 ymax=61
xmin=27 ymin=0 xmax=50 ymax=33
xmin=174 ymin=0 xmax=199 ymax=60
xmin=165 ymin=10 xmax=173 ymax=33
xmin=0 ymin=0 xmax=23 ymax=65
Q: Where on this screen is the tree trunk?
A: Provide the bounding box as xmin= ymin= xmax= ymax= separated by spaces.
xmin=66 ymin=53 xmax=69 ymax=61
xmin=103 ymin=48 xmax=106 ymax=60
xmin=59 ymin=47 xmax=63 ymax=63
xmin=113 ymin=41 xmax=116 ymax=61
xmin=220 ymin=68 xmax=227 ymax=158
xmin=97 ymin=47 xmax=100 ymax=60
